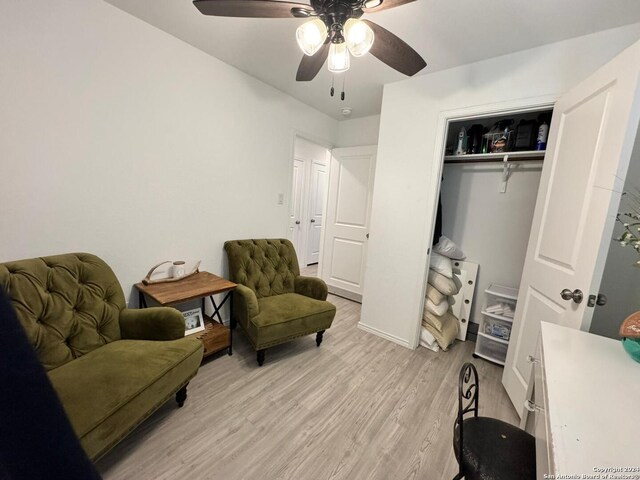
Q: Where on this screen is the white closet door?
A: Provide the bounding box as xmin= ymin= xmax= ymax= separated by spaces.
xmin=289 ymin=157 xmax=305 ymax=265
xmin=306 ymin=161 xmax=328 ymax=265
xmin=320 ymin=146 xmax=377 ymax=301
xmin=503 ymin=40 xmax=640 ymax=413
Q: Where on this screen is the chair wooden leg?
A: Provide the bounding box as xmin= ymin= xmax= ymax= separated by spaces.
xmin=176 ymin=384 xmax=188 ymax=408
xmin=230 ymin=316 xmax=237 ymax=330
xmin=316 ymin=330 xmax=325 ymax=347
xmin=257 ymin=349 xmax=266 ymax=366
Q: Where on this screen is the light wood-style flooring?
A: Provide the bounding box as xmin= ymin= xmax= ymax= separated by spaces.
xmin=97 ymin=267 xmax=518 ymax=479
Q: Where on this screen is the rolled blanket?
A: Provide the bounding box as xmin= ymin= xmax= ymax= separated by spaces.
xmin=425 ymin=296 xmax=448 ymax=317
xmin=428 ymin=269 xmax=461 ymax=296
xmin=433 ymin=235 xmax=466 ymax=260
xmin=420 ymin=327 xmax=440 ymax=352
xmin=426 ymin=283 xmax=445 ymax=305
xmin=422 ymin=310 xmax=459 ymax=351
xmin=429 ymin=252 xmax=453 ymax=278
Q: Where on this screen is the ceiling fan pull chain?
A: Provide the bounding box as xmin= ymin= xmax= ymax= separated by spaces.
xmin=341 ymin=73 xmax=346 ymax=101
xmin=330 ymin=74 xmax=335 ymax=97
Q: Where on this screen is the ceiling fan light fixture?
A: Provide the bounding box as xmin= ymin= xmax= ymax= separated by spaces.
xmin=344 ymin=18 xmax=374 ymax=57
xmin=328 ymin=42 xmax=350 ymax=73
xmin=296 ymin=19 xmax=327 ymax=56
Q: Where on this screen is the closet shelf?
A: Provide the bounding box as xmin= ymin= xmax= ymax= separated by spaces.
xmin=481 ymin=310 xmax=514 ymax=324
xmin=444 ymin=150 xmax=545 ymax=164
xmin=485 ymin=284 xmax=519 ymax=301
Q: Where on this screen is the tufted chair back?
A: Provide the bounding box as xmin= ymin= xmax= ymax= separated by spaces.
xmin=0 ymin=253 xmax=125 ymax=371
xmin=224 ymin=239 xmax=300 ymax=299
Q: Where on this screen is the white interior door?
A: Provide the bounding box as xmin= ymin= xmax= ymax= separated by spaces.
xmin=320 ymin=145 xmax=377 ymax=301
xmin=289 ymin=157 xmax=304 ymax=264
xmin=291 ymin=136 xmax=330 ymax=267
xmin=503 ymin=40 xmax=640 ymax=414
xmin=306 ymin=161 xmax=328 ymax=265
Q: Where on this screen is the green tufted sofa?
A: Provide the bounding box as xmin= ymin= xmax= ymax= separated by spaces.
xmin=0 ymin=253 xmax=204 ymax=461
xmin=224 ymin=239 xmax=336 ymax=366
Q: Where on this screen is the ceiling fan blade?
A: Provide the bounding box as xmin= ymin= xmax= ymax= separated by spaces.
xmin=362 ymin=0 xmax=416 ymax=13
xmin=363 ymin=20 xmax=426 ymax=76
xmin=296 ymin=43 xmax=330 ymax=81
xmin=193 ymin=0 xmax=313 ymax=18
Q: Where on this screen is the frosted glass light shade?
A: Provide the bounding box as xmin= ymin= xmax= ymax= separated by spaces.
xmin=344 ymin=18 xmax=374 ymax=57
xmin=328 ymin=42 xmax=350 ymax=73
xmin=363 ymin=0 xmax=382 ymax=8
xmin=296 ymin=19 xmax=327 ymax=56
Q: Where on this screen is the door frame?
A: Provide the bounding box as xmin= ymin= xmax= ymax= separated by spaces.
xmin=289 ymin=131 xmax=333 ymax=267
xmin=410 ymin=95 xmax=559 ymax=349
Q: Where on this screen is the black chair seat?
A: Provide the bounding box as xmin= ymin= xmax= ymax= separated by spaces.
xmin=454 ymin=416 xmax=536 ymax=480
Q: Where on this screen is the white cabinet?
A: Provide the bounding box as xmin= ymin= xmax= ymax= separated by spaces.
xmin=473 ymin=284 xmax=518 ymax=365
xmin=531 ymin=322 xmax=640 ymax=476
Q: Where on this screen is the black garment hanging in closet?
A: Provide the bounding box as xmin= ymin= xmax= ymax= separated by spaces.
xmin=433 ymin=184 xmax=443 ymax=246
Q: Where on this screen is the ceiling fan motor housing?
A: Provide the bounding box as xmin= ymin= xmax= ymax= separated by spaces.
xmin=311 ymin=0 xmax=365 ymax=43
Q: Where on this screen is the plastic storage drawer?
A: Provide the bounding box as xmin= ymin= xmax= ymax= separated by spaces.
xmin=475 ymin=333 xmax=509 ymax=365
xmin=483 ymin=316 xmax=512 ymax=341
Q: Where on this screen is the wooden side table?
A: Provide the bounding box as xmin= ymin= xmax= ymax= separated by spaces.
xmin=135 ymin=271 xmax=237 ymax=358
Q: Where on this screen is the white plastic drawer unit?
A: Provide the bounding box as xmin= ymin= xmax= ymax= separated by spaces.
xmin=474 ymin=332 xmax=508 ymax=365
xmin=483 ymin=286 xmax=517 ymax=322
xmin=528 ymin=322 xmax=640 ymax=476
xmin=474 ymin=283 xmax=518 ymax=364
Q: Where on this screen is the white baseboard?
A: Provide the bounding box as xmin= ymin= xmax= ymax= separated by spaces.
xmin=328 ymin=285 xmax=362 ymax=303
xmin=357 ymin=322 xmax=411 ymax=349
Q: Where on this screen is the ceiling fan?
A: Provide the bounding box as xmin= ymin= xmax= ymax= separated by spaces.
xmin=193 ymin=0 xmax=427 ymax=82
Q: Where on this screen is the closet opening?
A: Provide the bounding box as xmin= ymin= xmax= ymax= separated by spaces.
xmin=420 ymin=105 xmax=554 ymax=365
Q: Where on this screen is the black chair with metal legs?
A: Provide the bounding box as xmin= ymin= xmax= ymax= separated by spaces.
xmin=453 ymin=363 xmax=536 ymax=480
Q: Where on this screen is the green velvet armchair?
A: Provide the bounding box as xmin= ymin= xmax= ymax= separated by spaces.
xmin=0 ymin=253 xmax=204 ymax=460
xmin=224 ymin=239 xmax=336 ymax=366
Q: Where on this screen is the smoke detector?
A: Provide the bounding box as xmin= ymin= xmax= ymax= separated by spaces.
xmin=341 ymin=107 xmax=352 ymax=117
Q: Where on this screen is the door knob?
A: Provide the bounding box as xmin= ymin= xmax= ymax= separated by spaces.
xmin=295 ymin=220 xmax=300 ymax=225
xmin=524 ymin=399 xmax=544 ymax=413
xmin=561 ymin=288 xmax=583 ymax=304
xmin=588 ymin=293 xmax=608 ymax=307
xmin=310 ymin=219 xmax=316 ymax=223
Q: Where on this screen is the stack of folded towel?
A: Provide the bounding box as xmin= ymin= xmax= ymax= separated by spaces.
xmin=421 ymin=236 xmax=465 ymax=352
xmin=485 ymin=302 xmax=515 ymax=318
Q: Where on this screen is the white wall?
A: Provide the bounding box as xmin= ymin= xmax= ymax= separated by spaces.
xmin=360 ymin=23 xmax=640 ymax=348
xmin=0 ymin=0 xmax=337 ymax=305
xmin=441 ymin=164 xmax=542 ymax=324
xmin=590 ymin=132 xmax=640 ymax=339
xmin=336 ymin=115 xmax=380 ymax=147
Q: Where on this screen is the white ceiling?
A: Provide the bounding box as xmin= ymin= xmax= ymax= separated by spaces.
xmin=105 ymin=0 xmax=640 ymax=119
